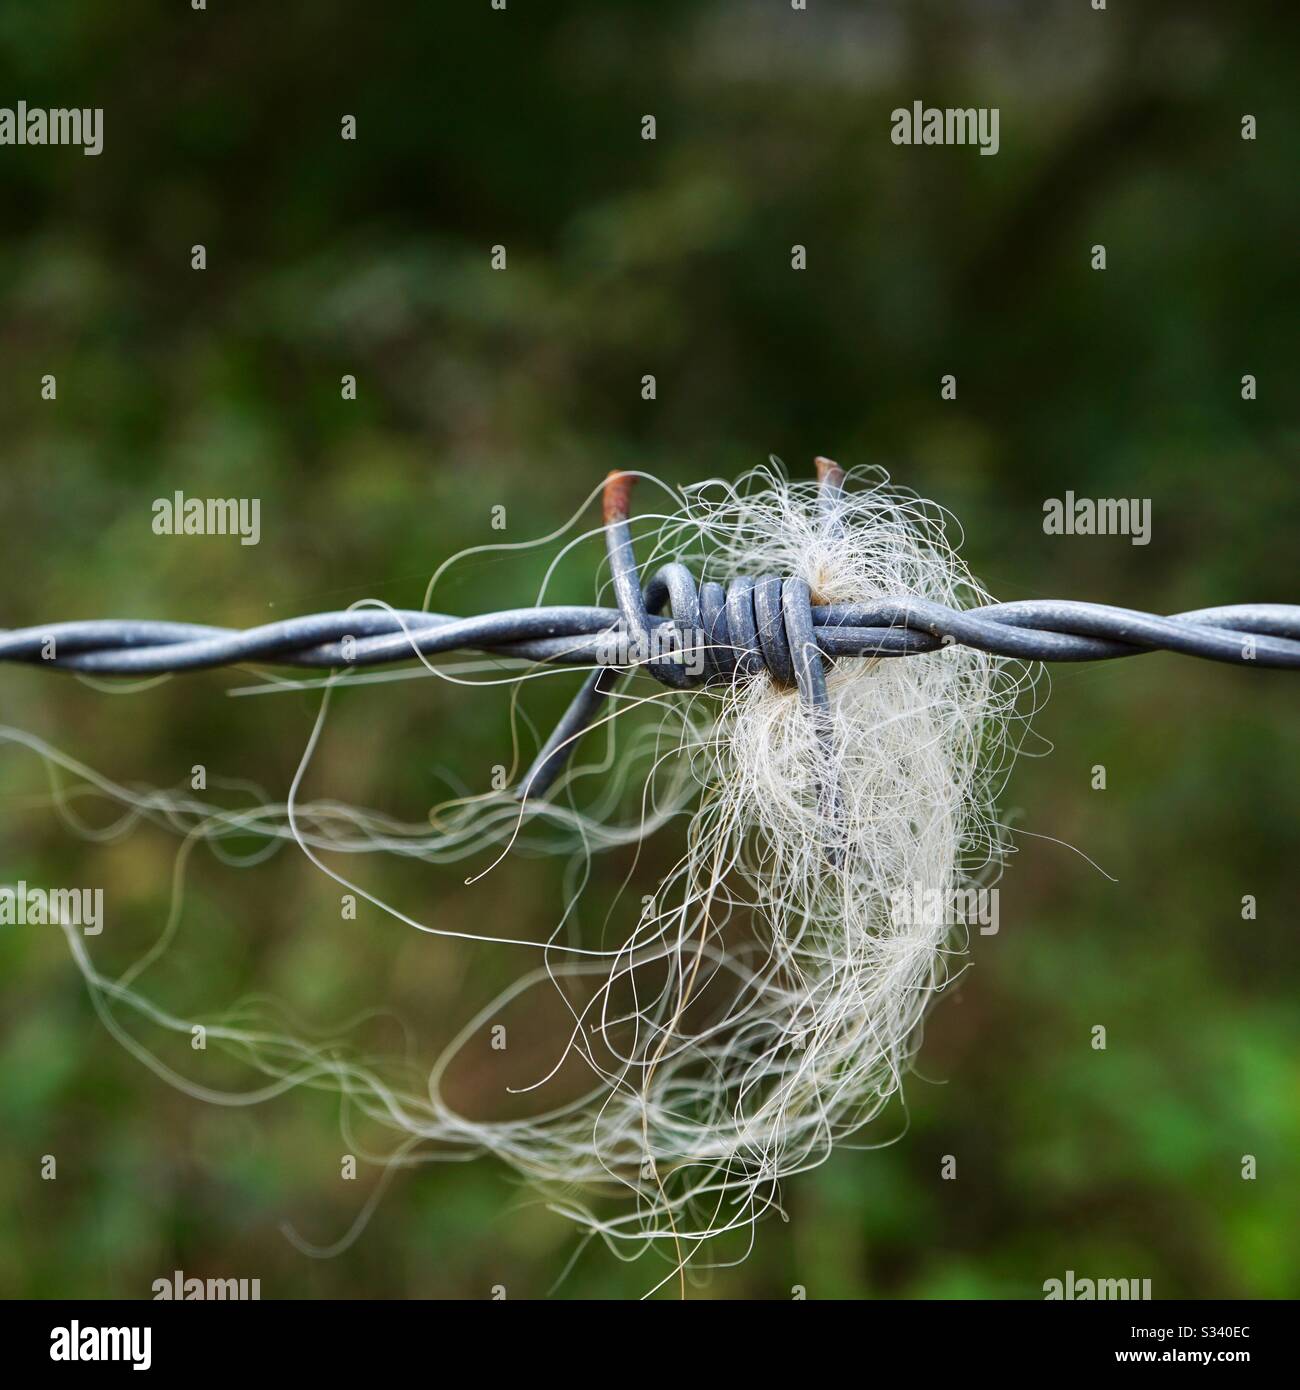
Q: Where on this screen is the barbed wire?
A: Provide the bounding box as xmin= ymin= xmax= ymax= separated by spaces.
xmin=4 ymin=464 xmax=1297 ymax=798
xmin=3 ymin=596 xmax=1295 ymax=673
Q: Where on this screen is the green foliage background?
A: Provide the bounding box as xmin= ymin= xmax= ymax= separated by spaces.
xmin=0 ymin=0 xmax=1296 ymax=1299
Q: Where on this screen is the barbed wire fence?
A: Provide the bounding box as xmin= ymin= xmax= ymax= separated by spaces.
xmin=4 ymin=464 xmax=1297 ymax=802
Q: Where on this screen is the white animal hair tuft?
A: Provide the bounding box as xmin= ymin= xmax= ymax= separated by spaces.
xmin=495 ymin=461 xmax=1033 ymax=1262
xmin=17 ymin=461 xmax=1036 ymax=1285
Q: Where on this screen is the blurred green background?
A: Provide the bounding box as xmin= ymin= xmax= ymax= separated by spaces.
xmin=0 ymin=0 xmax=1297 ymax=1299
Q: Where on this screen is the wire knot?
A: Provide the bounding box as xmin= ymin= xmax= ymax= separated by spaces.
xmin=641 ymin=564 xmax=824 ymax=695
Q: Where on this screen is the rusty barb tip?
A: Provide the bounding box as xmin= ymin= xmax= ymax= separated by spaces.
xmin=814 ymin=456 xmax=845 ymax=488
xmin=603 ymin=470 xmax=637 ymax=526
xmin=607 ymin=461 xmax=839 ymax=526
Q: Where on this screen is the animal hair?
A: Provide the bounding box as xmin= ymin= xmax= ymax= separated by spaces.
xmin=4 ymin=463 xmax=1039 ymax=1290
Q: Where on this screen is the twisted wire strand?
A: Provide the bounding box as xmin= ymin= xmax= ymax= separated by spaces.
xmin=3 ymin=464 xmax=1296 ymax=801
xmin=3 ymin=596 xmax=1296 ymax=675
